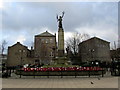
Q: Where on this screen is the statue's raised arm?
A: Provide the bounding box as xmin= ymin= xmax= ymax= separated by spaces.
xmin=56 ymin=11 xmax=65 ymax=28
xmin=62 ymin=11 xmax=65 ymax=18
xmin=56 ymin=14 xmax=58 ymax=21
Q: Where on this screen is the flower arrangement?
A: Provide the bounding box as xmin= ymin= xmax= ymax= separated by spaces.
xmin=22 ymin=67 xmax=103 ymax=72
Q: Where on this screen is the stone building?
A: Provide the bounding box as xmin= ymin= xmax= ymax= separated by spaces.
xmin=34 ymin=31 xmax=57 ymax=64
xmin=6 ymin=31 xmax=57 ymax=66
xmin=110 ymin=48 xmax=120 ymax=61
xmin=78 ymin=37 xmax=111 ymax=63
xmin=7 ymin=42 xmax=34 ymax=67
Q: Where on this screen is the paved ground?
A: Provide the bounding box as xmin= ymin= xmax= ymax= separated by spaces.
xmin=2 ymin=76 xmax=119 ymax=88
xmin=1 ymin=71 xmax=119 ymax=88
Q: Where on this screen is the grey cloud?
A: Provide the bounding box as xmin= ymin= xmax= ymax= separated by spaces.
xmin=3 ymin=2 xmax=117 ymax=31
xmin=1 ymin=2 xmax=118 ymax=48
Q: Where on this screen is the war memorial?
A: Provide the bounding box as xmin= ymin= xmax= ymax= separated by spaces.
xmin=1 ymin=12 xmax=120 ymax=89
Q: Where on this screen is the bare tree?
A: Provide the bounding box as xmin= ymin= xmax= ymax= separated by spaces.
xmin=31 ymin=41 xmax=34 ymax=47
xmin=66 ymin=32 xmax=90 ymax=55
xmin=0 ymin=40 xmax=8 ymax=55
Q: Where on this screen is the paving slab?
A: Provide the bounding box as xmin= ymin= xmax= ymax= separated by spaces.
xmin=2 ymin=76 xmax=119 ymax=88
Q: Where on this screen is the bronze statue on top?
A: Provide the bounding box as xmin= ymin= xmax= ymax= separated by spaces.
xmin=56 ymin=11 xmax=65 ymax=28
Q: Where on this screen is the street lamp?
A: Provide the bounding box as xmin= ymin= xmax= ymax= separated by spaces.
xmin=19 ymin=49 xmax=25 ymax=78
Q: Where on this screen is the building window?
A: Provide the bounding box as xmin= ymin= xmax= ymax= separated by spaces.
xmin=41 ymin=39 xmax=44 ymax=43
xmin=50 ymin=39 xmax=53 ymax=43
xmin=35 ymin=60 xmax=39 ymax=62
xmin=50 ymin=52 xmax=53 ymax=57
xmin=45 ymin=39 xmax=49 ymax=43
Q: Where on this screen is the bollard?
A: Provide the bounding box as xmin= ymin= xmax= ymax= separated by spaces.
xmin=102 ymin=70 xmax=104 ymax=77
xmin=47 ymin=71 xmax=49 ymax=78
xmin=88 ymin=70 xmax=90 ymax=77
xmin=119 ymin=69 xmax=120 ymax=76
xmin=19 ymin=69 xmax=22 ymax=78
xmin=61 ymin=71 xmax=63 ymax=78
xmin=9 ymin=69 xmax=11 ymax=77
xmin=114 ymin=69 xmax=116 ymax=75
xmin=75 ymin=71 xmax=77 ymax=78
xmin=33 ymin=71 xmax=35 ymax=78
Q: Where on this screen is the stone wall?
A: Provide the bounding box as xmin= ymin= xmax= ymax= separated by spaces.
xmin=7 ymin=42 xmax=34 ymax=67
xmin=78 ymin=37 xmax=111 ymax=63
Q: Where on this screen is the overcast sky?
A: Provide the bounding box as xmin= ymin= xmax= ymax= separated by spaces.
xmin=0 ymin=2 xmax=118 ymax=50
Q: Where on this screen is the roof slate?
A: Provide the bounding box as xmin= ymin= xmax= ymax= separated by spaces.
xmin=35 ymin=31 xmax=55 ymax=37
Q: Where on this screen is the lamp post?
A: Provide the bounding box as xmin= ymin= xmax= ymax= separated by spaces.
xmin=19 ymin=49 xmax=25 ymax=78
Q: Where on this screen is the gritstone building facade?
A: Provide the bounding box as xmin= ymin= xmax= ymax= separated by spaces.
xmin=7 ymin=31 xmax=57 ymax=67
xmin=78 ymin=37 xmax=111 ymax=63
xmin=34 ymin=31 xmax=57 ymax=65
xmin=7 ymin=42 xmax=34 ymax=67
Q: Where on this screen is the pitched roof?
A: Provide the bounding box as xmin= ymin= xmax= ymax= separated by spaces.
xmin=79 ymin=37 xmax=110 ymax=45
xmin=35 ymin=31 xmax=55 ymax=37
xmin=8 ymin=42 xmax=28 ymax=49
